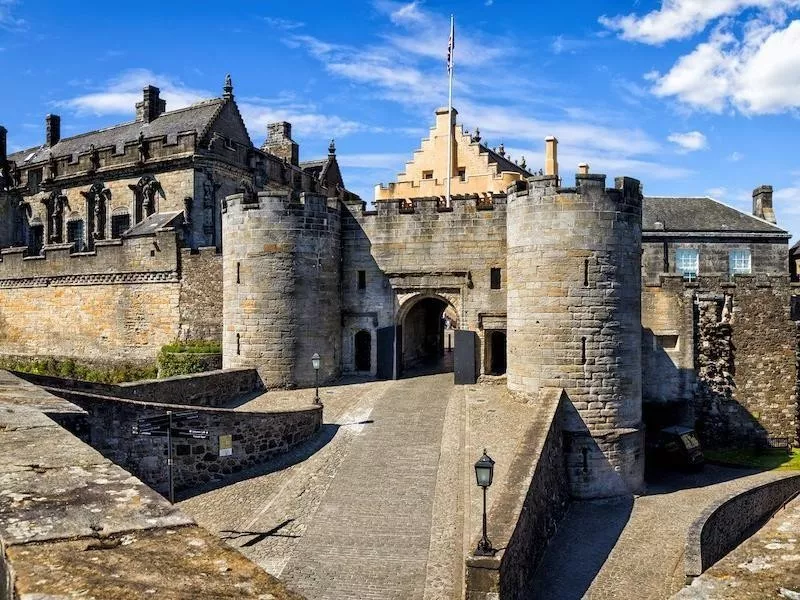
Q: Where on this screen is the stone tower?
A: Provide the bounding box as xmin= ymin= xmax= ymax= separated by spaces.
xmin=222 ymin=191 xmax=342 ymax=388
xmin=506 ymin=173 xmax=644 ymax=498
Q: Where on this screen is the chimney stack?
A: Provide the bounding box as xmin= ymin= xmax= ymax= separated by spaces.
xmin=545 ymin=136 xmax=558 ymax=177
xmin=46 ymin=114 xmax=61 ymax=147
xmin=261 ymin=122 xmax=299 ymax=166
xmin=136 ymin=86 xmax=166 ymax=123
xmin=0 ymin=126 xmax=7 ymax=163
xmin=752 ymin=185 xmax=776 ymax=224
xmin=578 ymin=163 xmax=589 ymax=175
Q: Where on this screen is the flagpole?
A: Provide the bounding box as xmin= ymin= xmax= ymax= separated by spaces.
xmin=446 ymin=14 xmax=454 ymax=208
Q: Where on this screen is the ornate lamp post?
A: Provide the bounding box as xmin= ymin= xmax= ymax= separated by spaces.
xmin=474 ymin=449 xmax=496 ymax=556
xmin=311 ymin=353 xmax=321 ymax=404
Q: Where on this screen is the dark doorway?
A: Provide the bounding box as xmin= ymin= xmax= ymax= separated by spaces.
xmin=354 ymin=330 xmax=371 ymax=372
xmin=402 ymin=297 xmax=452 ymax=372
xmin=489 ymin=330 xmax=507 ymax=375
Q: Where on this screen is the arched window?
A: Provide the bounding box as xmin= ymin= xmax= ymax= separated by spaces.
xmin=66 ymin=216 xmax=85 ymax=253
xmin=354 ymin=330 xmax=372 ymax=372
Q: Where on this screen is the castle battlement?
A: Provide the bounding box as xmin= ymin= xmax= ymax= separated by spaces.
xmin=223 ymin=191 xmax=340 ymax=217
xmin=346 ymin=193 xmax=507 ymax=221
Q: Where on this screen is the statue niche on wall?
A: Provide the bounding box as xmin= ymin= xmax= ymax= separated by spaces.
xmin=81 ymin=182 xmax=112 ymax=247
xmin=41 ymin=190 xmax=69 ymax=243
xmin=129 ymin=175 xmax=165 ymax=224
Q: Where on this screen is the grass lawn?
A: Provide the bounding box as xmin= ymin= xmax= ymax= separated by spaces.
xmin=705 ymin=447 xmax=800 ymax=471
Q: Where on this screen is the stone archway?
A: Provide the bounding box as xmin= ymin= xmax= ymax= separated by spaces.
xmin=397 ymin=293 xmax=458 ymax=372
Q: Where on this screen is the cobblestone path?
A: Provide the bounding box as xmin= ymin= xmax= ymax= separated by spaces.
xmin=181 ymin=373 xmax=461 ymax=600
xmin=531 ymin=465 xmax=786 ymax=600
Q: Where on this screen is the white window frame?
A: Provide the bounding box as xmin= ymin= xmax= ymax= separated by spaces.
xmin=729 ymin=249 xmax=752 ymax=275
xmin=675 ymin=248 xmax=699 ymax=278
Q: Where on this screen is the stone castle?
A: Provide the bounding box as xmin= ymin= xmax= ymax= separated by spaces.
xmin=0 ymin=78 xmax=797 ymax=498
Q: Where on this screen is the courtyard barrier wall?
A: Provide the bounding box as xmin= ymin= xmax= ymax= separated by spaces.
xmin=465 ymin=388 xmax=570 ymax=599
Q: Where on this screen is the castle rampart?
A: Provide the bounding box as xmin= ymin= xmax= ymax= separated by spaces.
xmin=507 ymin=173 xmax=645 ymax=498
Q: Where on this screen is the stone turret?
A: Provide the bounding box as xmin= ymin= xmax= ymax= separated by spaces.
xmin=135 ymin=86 xmax=166 ymax=123
xmin=506 ymin=171 xmax=644 ymax=498
xmin=222 ymin=191 xmax=341 ymax=388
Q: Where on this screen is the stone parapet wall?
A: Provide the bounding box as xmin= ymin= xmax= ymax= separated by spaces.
xmin=465 ymin=388 xmax=570 ymax=599
xmin=684 ymin=473 xmax=800 ymax=580
xmin=48 ymin=387 xmax=321 ymax=494
xmin=222 ymin=192 xmax=342 ymax=388
xmin=17 ymin=368 xmax=261 ymax=408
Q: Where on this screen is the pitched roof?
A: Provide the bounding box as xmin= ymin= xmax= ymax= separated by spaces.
xmin=7 ymin=99 xmax=226 ymax=165
xmin=643 ymin=196 xmax=788 ymax=235
xmin=480 ymin=144 xmax=530 ymax=176
xmin=299 ymin=158 xmax=328 ymax=179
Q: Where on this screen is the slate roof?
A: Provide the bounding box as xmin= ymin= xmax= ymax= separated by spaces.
xmin=300 ymin=158 xmax=329 ymax=180
xmin=643 ymin=196 xmax=788 ymax=235
xmin=480 ymin=144 xmax=530 ymax=177
xmin=123 ymin=211 xmax=184 ymax=238
xmin=7 ymin=99 xmax=226 ymax=166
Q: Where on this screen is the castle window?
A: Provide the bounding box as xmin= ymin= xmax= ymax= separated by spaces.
xmin=422 ymin=170 xmax=433 ymax=180
xmin=729 ymin=249 xmax=751 ymax=275
xmin=490 ymin=268 xmax=502 ymax=290
xmin=28 ymin=224 xmax=44 ymax=256
xmin=111 ymin=213 xmax=131 ymax=239
xmin=358 ymin=270 xmax=366 ymax=290
xmin=458 ymin=168 xmax=466 ymax=181
xmin=67 ymin=219 xmax=85 ymax=252
xmin=28 ymin=168 xmax=42 ymax=193
xmin=675 ymin=248 xmax=699 ymax=279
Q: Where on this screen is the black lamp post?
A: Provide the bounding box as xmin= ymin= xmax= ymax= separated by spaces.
xmin=311 ymin=353 xmax=321 ymax=404
xmin=474 ymin=449 xmax=496 ymax=556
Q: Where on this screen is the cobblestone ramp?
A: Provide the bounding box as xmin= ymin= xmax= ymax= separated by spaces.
xmin=280 ymin=374 xmax=453 ymax=600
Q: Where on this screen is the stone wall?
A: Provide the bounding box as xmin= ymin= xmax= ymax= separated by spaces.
xmin=506 ymin=174 xmax=644 ymax=498
xmin=642 ymin=275 xmax=798 ymax=446
xmin=222 ymin=192 xmax=342 ymax=388
xmin=684 ymin=473 xmax=800 ymax=580
xmin=17 ymin=367 xmax=261 ymax=408
xmin=342 ymin=193 xmax=507 ymax=375
xmin=178 ymin=246 xmax=222 ymax=341
xmin=464 ymin=388 xmax=570 ymax=600
xmin=49 ymin=388 xmax=321 ymax=494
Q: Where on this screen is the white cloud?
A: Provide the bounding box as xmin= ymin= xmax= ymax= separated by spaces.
xmin=0 ymin=0 xmax=26 ymax=32
xmin=729 ymin=151 xmax=744 ymax=161
xmin=706 ymin=186 xmax=728 ymax=197
xmin=263 ymin=17 xmax=304 ymax=30
xmin=240 ymin=102 xmax=369 ymax=139
xmin=58 ymin=69 xmax=211 ymax=116
xmin=667 ymin=130 xmax=709 ymax=152
xmin=599 ymin=0 xmax=800 ymax=45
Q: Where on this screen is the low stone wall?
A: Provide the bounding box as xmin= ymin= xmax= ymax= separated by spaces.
xmin=16 ymin=367 xmax=261 ymax=408
xmin=0 ymin=370 xmax=304 ymax=599
xmin=685 ymin=472 xmax=800 ymax=580
xmin=465 ymin=388 xmax=570 ymax=599
xmin=50 ymin=387 xmax=321 ymax=495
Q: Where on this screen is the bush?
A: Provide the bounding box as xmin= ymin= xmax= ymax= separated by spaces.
xmin=157 ymin=340 xmax=222 ymax=378
xmin=0 ymin=356 xmax=157 ymax=383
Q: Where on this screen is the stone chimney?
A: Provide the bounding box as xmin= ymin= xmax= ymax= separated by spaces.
xmin=0 ymin=126 xmax=6 ymax=163
xmin=545 ymin=136 xmax=558 ymax=177
xmin=578 ymin=163 xmax=589 ymax=175
xmin=435 ymin=106 xmax=458 ymax=133
xmin=136 ymin=86 xmax=167 ymax=123
xmin=753 ymin=185 xmax=776 ymax=224
xmin=262 ymin=122 xmax=299 ymax=166
xmin=46 ymin=114 xmax=61 ymax=147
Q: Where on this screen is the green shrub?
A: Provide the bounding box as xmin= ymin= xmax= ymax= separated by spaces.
xmin=156 ymin=340 xmax=222 ymax=378
xmin=0 ymin=356 xmax=157 ymax=383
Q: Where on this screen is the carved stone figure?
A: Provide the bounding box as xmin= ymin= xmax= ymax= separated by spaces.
xmin=88 ymin=145 xmax=100 ymax=172
xmin=81 ymin=182 xmax=111 ymax=242
xmin=129 ymin=175 xmax=165 ymax=223
xmin=41 ymin=190 xmax=69 ymax=243
xmin=45 ymin=152 xmax=57 ymax=181
xmin=137 ymin=131 xmax=149 ymax=163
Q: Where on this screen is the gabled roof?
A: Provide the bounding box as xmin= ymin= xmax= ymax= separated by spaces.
xmin=643 ymin=196 xmax=788 ymax=235
xmin=480 ymin=144 xmax=530 ymax=177
xmin=8 ymin=99 xmax=227 ymax=165
xmin=299 ymin=159 xmax=328 ymax=179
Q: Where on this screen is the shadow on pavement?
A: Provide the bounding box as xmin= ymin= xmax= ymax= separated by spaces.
xmin=644 ymin=464 xmax=763 ymax=496
xmin=531 ymin=495 xmax=634 ymax=600
xmin=219 ymin=518 xmax=300 ymax=547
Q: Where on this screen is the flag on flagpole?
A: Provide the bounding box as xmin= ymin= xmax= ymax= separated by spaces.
xmin=447 ymin=18 xmax=455 ymax=72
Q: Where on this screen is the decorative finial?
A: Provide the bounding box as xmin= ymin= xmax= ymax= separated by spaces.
xmin=497 ymin=143 xmax=505 ymax=158
xmin=520 ymin=155 xmax=527 ymax=169
xmin=472 ymin=127 xmax=481 ymax=143
xmin=223 ymin=74 xmax=234 ymax=99
xmin=328 ymin=138 xmax=336 ymax=156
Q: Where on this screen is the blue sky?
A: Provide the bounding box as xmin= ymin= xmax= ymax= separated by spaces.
xmin=2 ymin=0 xmax=800 ymax=238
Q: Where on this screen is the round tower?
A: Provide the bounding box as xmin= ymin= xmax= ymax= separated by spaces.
xmin=506 ymin=173 xmax=644 ymax=498
xmin=222 ymin=190 xmax=341 ymax=388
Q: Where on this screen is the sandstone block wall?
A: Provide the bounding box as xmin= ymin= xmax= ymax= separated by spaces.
xmin=178 ymin=246 xmax=222 ymax=342
xmin=343 ymin=195 xmax=507 ymax=374
xmin=506 ymin=174 xmax=644 ymax=497
xmin=222 ymin=192 xmax=342 ymax=388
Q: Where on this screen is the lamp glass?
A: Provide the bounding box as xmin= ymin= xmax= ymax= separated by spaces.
xmin=474 ymin=450 xmax=495 ymax=487
xmin=311 ymin=353 xmax=321 ymax=371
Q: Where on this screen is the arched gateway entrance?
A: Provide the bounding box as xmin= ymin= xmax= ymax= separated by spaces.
xmin=399 ymin=294 xmax=457 ymax=372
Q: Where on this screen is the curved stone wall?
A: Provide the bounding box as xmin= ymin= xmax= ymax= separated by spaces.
xmin=222 ymin=192 xmax=341 ymax=388
xmin=506 ymin=174 xmax=644 ymax=497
